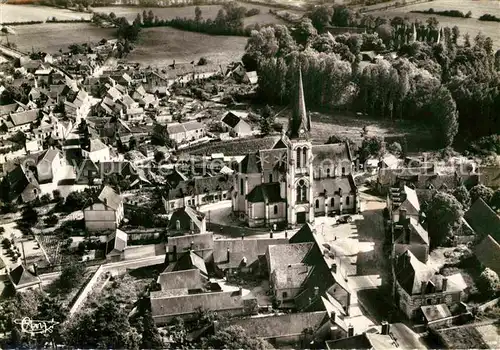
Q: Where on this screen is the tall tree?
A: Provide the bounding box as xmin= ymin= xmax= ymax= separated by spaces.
xmin=426 ymin=191 xmax=463 ymax=248
xmin=469 ymin=184 xmax=494 ymax=204
xmin=452 ymin=185 xmax=471 ymax=209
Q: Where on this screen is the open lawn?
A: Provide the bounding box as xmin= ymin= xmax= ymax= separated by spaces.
xmin=372 ymin=0 xmax=500 ymax=49
xmin=7 ymin=23 xmax=115 ymax=53
xmin=0 ymin=4 xmax=91 ymax=23
xmin=96 ymin=2 xmax=288 ymax=26
xmin=126 ymin=26 xmax=247 ymax=67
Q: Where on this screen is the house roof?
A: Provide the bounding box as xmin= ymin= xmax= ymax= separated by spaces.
xmin=98 ymin=185 xmax=123 ymax=211
xmin=274 ymin=264 xmax=312 ymax=289
xmin=259 ymin=148 xmax=287 ymax=172
xmin=168 ymin=207 xmax=205 ymax=232
xmin=166 ymin=175 xmax=234 ymax=200
xmin=9 ymin=109 xmax=38 ymax=126
xmin=396 ymin=217 xmax=429 ymax=245
xmin=226 ymin=311 xmax=329 ymax=339
xmin=150 ymin=290 xmax=254 ymax=319
xmin=214 ymin=238 xmax=288 ymax=270
xmin=167 ymin=121 xmax=204 ymax=135
xmin=240 ymin=152 xmax=261 ymax=174
xmin=245 ymin=71 xmax=258 ymax=84
xmin=465 ymin=198 xmax=500 ymax=242
xmin=106 ymin=229 xmax=127 ymax=255
xmin=39 ymin=148 xmax=60 ymax=164
xmin=87 ymin=138 xmax=109 ymax=153
xmin=0 ymin=103 xmax=19 ymax=116
xmin=166 ymin=250 xmax=208 ymax=275
xmin=157 ymin=269 xmax=207 ymax=291
xmin=221 ymin=112 xmax=241 ymax=128
xmin=9 ymin=262 xmax=41 ymax=288
xmin=474 ymin=235 xmax=500 ymax=276
xmin=246 ymin=183 xmax=285 ymax=203
xmin=312 ymin=143 xmax=352 ymax=165
xmin=267 ymin=242 xmax=314 ymax=274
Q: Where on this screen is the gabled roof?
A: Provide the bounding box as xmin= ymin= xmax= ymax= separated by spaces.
xmin=259 ymin=149 xmax=287 ymax=171
xmin=166 ymin=250 xmax=208 ymax=276
xmin=267 ymin=242 xmax=314 ymax=274
xmin=87 ymin=138 xmax=108 ymax=153
xmin=9 ymin=109 xmax=38 ymax=126
xmin=38 ymin=148 xmax=60 ymax=164
xmin=465 ymin=198 xmax=500 ymax=242
xmin=168 ymin=207 xmax=206 ymax=232
xmin=312 ymin=143 xmax=351 ymax=164
xmin=9 ymin=262 xmax=41 ymax=288
xmin=0 ymin=103 xmax=19 ymax=117
xmin=106 ymin=229 xmax=127 ymax=255
xmin=474 ymin=235 xmax=500 ymax=276
xmin=246 ymin=183 xmax=284 ymax=203
xmin=399 ymin=217 xmax=429 ymax=245
xmin=98 ymin=185 xmax=123 ymax=211
xmin=221 ymin=111 xmax=242 ymax=128
xmin=157 ymin=269 xmax=207 ymax=291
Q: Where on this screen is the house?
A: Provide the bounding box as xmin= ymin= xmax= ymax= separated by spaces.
xmin=166 ymin=121 xmax=205 ymax=144
xmin=35 ymin=148 xmax=64 ymax=184
xmin=105 ymin=229 xmax=128 ymax=261
xmin=326 ymin=322 xmax=425 ymax=350
xmin=83 ymin=186 xmax=124 ymax=231
xmin=82 ymin=139 xmax=111 ymax=163
xmin=0 ymin=164 xmax=40 ymax=203
xmin=8 ymin=262 xmax=42 ymax=292
xmin=242 ymin=71 xmax=258 ymax=84
xmin=392 ymin=215 xmax=430 ymax=263
xmin=221 ymin=111 xmax=252 ymax=137
xmin=479 ymin=166 xmax=500 ymax=189
xmin=223 ymin=311 xmax=339 ymax=348
xmin=214 ymin=237 xmax=288 ymax=278
xmin=168 ymin=207 xmax=207 ymax=235
xmin=157 ymin=268 xmax=208 ymax=292
xmin=145 ymin=71 xmax=169 ymax=95
xmin=165 ymin=233 xmax=215 ymax=261
xmin=5 ymin=109 xmax=39 ymax=133
xmin=393 ymin=250 xmax=467 ymax=319
xmin=64 ymin=89 xmax=91 ymax=121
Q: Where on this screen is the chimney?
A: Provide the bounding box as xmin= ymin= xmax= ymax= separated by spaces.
xmin=190 ymin=219 xmax=194 ymax=232
xmin=103 ymin=198 xmax=108 ymax=206
xmin=238 ymin=286 xmax=243 ymax=295
xmin=381 ymin=321 xmax=390 ymax=335
xmin=421 ymin=281 xmax=427 ymax=295
xmin=190 ymin=241 xmax=194 ymax=251
xmin=270 ymin=229 xmax=273 ymax=239
xmin=165 ymin=246 xmax=170 ymax=265
xmin=285 ymin=230 xmax=288 ymax=239
xmin=33 ymin=263 xmax=38 ymax=276
xmin=227 ymin=248 xmax=230 ymax=263
xmin=442 ymin=277 xmax=448 ymax=292
xmin=213 ymin=320 xmax=219 ymax=333
xmin=314 ymin=286 xmax=319 ymax=297
xmin=175 ymin=220 xmax=181 ymax=231
xmin=287 ymin=265 xmax=292 ymax=285
xmin=331 ymin=262 xmax=337 ymax=274
xmin=399 ymin=208 xmax=407 ymax=222
xmin=173 ymin=245 xmax=177 ymax=262
xmin=347 ymin=325 xmax=354 ymax=337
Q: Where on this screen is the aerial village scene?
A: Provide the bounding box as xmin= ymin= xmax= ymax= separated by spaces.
xmin=0 ymin=0 xmax=499 ymax=348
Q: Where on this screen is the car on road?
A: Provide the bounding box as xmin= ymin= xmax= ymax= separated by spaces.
xmin=331 ymin=215 xmax=353 ymax=225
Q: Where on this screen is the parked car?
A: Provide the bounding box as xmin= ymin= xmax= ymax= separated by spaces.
xmin=332 ymin=215 xmax=353 ymax=225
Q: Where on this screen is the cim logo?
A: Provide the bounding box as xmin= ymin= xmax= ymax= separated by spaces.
xmin=14 ymin=317 xmax=60 ymax=336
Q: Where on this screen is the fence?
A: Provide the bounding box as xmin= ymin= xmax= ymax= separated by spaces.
xmin=69 ymin=265 xmax=105 ymax=316
xmin=476 ymin=297 xmax=500 ymax=313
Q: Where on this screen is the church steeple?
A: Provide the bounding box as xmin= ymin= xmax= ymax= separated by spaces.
xmin=288 ymin=68 xmax=311 ymax=139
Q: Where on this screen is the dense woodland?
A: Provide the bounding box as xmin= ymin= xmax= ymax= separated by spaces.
xmin=243 ymin=5 xmax=500 ymax=150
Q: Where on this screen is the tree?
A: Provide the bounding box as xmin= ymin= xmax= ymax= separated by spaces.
xmin=470 ymin=184 xmax=494 ymax=204
xmin=202 ymin=325 xmax=272 ymax=350
xmin=259 ymin=105 xmax=275 ymax=135
xmin=20 ymin=204 xmax=38 ymax=226
xmin=360 ymin=136 xmax=385 ymax=162
xmin=293 ymin=18 xmax=318 ymax=46
xmin=452 ymin=185 xmax=471 ymax=209
xmin=141 ymin=309 xmax=163 ymax=349
xmin=426 ymin=191 xmax=464 ymax=248
xmin=477 ymin=268 xmax=499 ymax=299
xmin=129 ymin=136 xmax=137 ymax=150
xmin=195 ymin=6 xmax=202 ymax=22
xmin=308 ymin=5 xmax=333 ymax=32
xmin=52 ymin=189 xmax=62 ymax=202
xmin=430 ymin=87 xmax=458 ymax=148
xmin=151 ymin=124 xmax=175 ymax=148
xmin=490 ymin=190 xmax=500 ymax=212
xmin=154 ymin=151 xmax=165 ymax=163
xmin=64 ymin=190 xmax=91 ymax=211
xmin=37 ymin=296 xmax=67 ymax=345
xmin=58 ymin=260 xmax=85 ymax=292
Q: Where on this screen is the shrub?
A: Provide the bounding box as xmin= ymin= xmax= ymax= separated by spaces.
xmin=387 ymin=142 xmax=402 ymax=155
xmin=477 ymin=268 xmax=500 ymax=299
xmin=478 ymin=14 xmax=500 ymax=22
xmin=40 ymin=194 xmax=51 ymax=205
xmin=44 ymin=214 xmax=59 ymax=227
xmin=2 ymin=238 xmax=11 ymax=249
xmin=198 ymin=57 xmax=208 ymax=66
xmin=245 ymin=8 xmax=261 ymax=17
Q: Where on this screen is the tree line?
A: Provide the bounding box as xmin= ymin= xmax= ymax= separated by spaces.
xmin=243 ymin=6 xmax=500 ymax=150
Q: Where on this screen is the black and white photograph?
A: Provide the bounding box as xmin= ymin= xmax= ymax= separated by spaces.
xmin=0 ymin=0 xmax=498 ymax=347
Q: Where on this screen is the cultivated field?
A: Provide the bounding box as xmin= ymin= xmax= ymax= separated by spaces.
xmin=372 ymin=0 xmax=500 ymax=49
xmin=0 ymin=4 xmax=91 ymax=23
xmin=126 ymin=26 xmax=247 ymax=67
xmin=6 ymin=23 xmax=115 ymax=53
xmin=94 ymin=2 xmax=288 ymax=26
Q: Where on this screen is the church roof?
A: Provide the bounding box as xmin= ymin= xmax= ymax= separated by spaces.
xmin=288 ymin=69 xmax=311 ymax=139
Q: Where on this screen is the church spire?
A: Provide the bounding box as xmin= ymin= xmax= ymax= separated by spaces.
xmin=288 ymin=68 xmax=311 ymax=139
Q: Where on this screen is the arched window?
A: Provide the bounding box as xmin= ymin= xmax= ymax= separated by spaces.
xmin=303 ymin=148 xmax=308 ymax=167
xmin=273 ymin=205 xmax=278 ymax=214
xmin=240 ymin=178 xmax=244 ymax=193
xmin=296 ymin=148 xmax=301 ymax=168
xmin=315 ymin=199 xmax=319 ymax=209
xmin=326 ymin=168 xmax=331 ymax=178
xmin=331 ymin=197 xmax=335 ymax=207
xmin=296 ymin=179 xmax=307 ymax=203
xmin=346 ymin=196 xmax=350 ymax=205
xmin=342 ymin=167 xmax=346 ymax=175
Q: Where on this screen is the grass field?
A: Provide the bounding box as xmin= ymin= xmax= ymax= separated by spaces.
xmin=126 ymin=26 xmax=247 ymax=67
xmin=93 ymin=2 xmax=287 ymax=26
xmin=0 ymin=4 xmax=91 ymax=23
xmin=6 ymin=22 xmax=115 ymax=53
xmin=372 ymin=0 xmax=500 ymax=49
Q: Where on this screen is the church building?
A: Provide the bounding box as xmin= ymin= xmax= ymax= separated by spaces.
xmin=232 ymin=70 xmax=360 ymax=228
